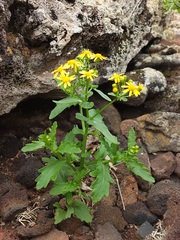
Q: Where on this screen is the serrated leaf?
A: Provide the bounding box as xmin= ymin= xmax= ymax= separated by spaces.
xmin=128 ymin=128 xmax=136 ymax=150
xmin=126 ymin=159 xmax=155 ymax=183
xmin=90 ymin=161 xmax=114 ymax=203
xmin=49 ymin=97 xmax=82 ymax=119
xmin=94 ymin=89 xmax=111 ymax=102
xmin=72 ymin=200 xmax=92 ymax=223
xmin=54 ymin=202 xmax=67 ymax=224
xmin=50 ymin=181 xmax=77 ymax=195
xmin=36 ymin=157 xmax=65 ymax=189
xmin=58 ymin=141 xmax=81 ymax=154
xmin=22 ymin=141 xmax=45 ymax=152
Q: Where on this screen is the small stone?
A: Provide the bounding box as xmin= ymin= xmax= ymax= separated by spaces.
xmin=120 ymin=119 xmax=141 ymax=138
xmin=0 ymin=133 xmax=20 ymax=158
xmin=71 ymin=226 xmax=94 ymax=240
xmin=95 ymin=222 xmax=123 ymax=240
xmin=164 ymin=191 xmax=180 ymax=240
xmin=137 ymin=221 xmax=155 ymax=239
xmin=118 ymin=175 xmax=138 ymax=208
xmin=174 ymin=153 xmax=180 ymax=178
xmin=122 ymin=201 xmax=157 ymax=226
xmin=0 ymin=181 xmax=28 ymax=221
xmin=17 ymin=210 xmax=54 ymax=238
xmin=15 ymin=158 xmax=43 ymax=188
xmin=92 ymin=205 xmax=127 ymax=232
xmin=147 ymin=179 xmax=180 ymax=216
xmin=57 ymin=216 xmax=82 ymax=235
xmin=101 ymin=184 xmax=116 ymax=206
xmin=31 ymin=228 xmax=69 ymax=240
xmin=151 ymin=152 xmax=176 ymax=181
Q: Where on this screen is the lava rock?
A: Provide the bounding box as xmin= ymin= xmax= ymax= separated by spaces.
xmin=164 ymin=191 xmax=180 ymax=240
xmin=147 ymin=179 xmax=180 ymax=216
xmin=31 ymin=228 xmax=69 ymax=240
xmin=95 ymin=222 xmax=123 ymax=240
xmin=122 ymin=201 xmax=157 ymax=226
xmin=136 ymin=221 xmax=155 ymax=239
xmin=174 ymin=153 xmax=180 ymax=178
xmin=17 ymin=210 xmax=54 ymax=238
xmin=151 ymin=152 xmax=176 ymax=181
xmin=0 ymin=181 xmax=28 ymax=221
xmin=92 ymin=205 xmax=127 ymax=232
xmin=15 ymin=158 xmax=43 ymax=188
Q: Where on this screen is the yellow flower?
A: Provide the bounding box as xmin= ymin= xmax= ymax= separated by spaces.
xmin=108 ymin=73 xmax=122 ymax=83
xmin=113 ymin=87 xmax=118 ymax=93
xmin=67 ymin=59 xmax=84 ymax=72
xmin=137 ymin=83 xmax=146 ymax=92
xmin=121 ymin=80 xmax=140 ymax=97
xmin=80 ymin=69 xmax=98 ymax=81
xmin=77 ymin=49 xmax=95 ymax=60
xmin=57 ymin=72 xmax=76 ymax=89
xmin=94 ymin=53 xmax=107 ymax=62
xmin=51 ymin=64 xmax=69 ymax=79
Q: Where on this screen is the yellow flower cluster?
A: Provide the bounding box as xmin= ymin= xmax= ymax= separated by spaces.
xmin=108 ymin=73 xmax=146 ymax=98
xmin=51 ymin=49 xmax=107 ymax=89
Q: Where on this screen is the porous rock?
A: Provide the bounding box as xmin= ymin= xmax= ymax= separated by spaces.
xmin=0 ymin=0 xmax=163 ymax=115
xmin=147 ymin=180 xmax=180 ymax=216
xmin=0 ymin=181 xmax=28 ymax=221
xmin=164 ymin=191 xmax=180 ymax=240
xmin=31 ymin=228 xmax=69 ymax=240
xmin=151 ymin=152 xmax=176 ymax=181
xmin=122 ymin=201 xmax=157 ymax=226
xmin=95 ymin=222 xmax=123 ymax=240
xmin=174 ymin=153 xmax=180 ymax=178
xmin=137 ymin=112 xmax=180 ymax=153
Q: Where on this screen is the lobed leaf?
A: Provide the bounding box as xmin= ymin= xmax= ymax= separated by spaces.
xmin=90 ymin=161 xmax=114 ymax=203
xmin=72 ymin=200 xmax=92 ymax=223
xmin=36 ymin=157 xmax=65 ymax=189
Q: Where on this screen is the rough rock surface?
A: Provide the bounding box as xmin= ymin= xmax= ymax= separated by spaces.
xmin=147 ymin=180 xmax=180 ymax=216
xmin=174 ymin=153 xmax=180 ymax=178
xmin=0 ymin=181 xmax=28 ymax=221
xmin=122 ymin=201 xmax=157 ymax=226
xmin=151 ymin=152 xmax=176 ymax=181
xmin=0 ymin=0 xmax=163 ymax=115
xmin=31 ymin=228 xmax=69 ymax=240
xmin=164 ymin=192 xmax=180 ymax=240
xmin=95 ymin=222 xmax=123 ymax=240
xmin=137 ymin=112 xmax=180 ymax=153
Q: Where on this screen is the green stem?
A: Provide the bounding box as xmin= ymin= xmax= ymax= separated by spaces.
xmin=92 ymin=98 xmax=117 ymax=119
xmin=79 ymin=105 xmax=85 ymax=133
xmin=80 ymin=80 xmax=90 ymax=169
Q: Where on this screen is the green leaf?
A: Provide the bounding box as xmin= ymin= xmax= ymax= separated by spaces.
xmin=36 ymin=157 xmax=65 ymax=189
xmin=94 ymin=89 xmax=112 ymax=102
xmin=80 ymin=101 xmax=94 ymax=109
xmin=50 ymin=181 xmax=77 ymax=195
xmin=89 ymin=109 xmax=119 ymax=145
xmin=49 ymin=97 xmax=82 ymax=119
xmin=58 ymin=141 xmax=81 ymax=154
xmin=22 ymin=141 xmax=45 ymax=152
xmin=128 ymin=128 xmax=136 ymax=150
xmin=54 ymin=202 xmax=67 ymax=224
xmin=90 ymin=161 xmax=114 ymax=203
xmin=126 ymin=157 xmax=155 ymax=183
xmin=72 ymin=200 xmax=92 ymax=223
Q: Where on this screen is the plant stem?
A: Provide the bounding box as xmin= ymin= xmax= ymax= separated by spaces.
xmin=79 ymin=105 xmax=85 ymax=133
xmin=92 ymin=98 xmax=117 ymax=119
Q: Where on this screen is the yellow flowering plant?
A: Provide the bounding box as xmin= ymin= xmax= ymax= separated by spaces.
xmin=22 ymin=49 xmax=154 ymax=224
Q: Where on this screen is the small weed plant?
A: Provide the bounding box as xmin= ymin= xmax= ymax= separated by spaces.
xmin=22 ymin=50 xmax=155 ymax=223
xmin=162 ymin=0 xmax=180 ymax=13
